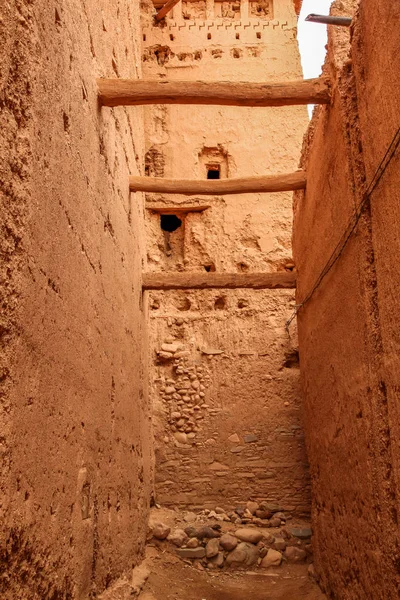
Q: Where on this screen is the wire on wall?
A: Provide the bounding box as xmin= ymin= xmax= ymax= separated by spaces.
xmin=286 ymin=125 xmax=400 ymax=332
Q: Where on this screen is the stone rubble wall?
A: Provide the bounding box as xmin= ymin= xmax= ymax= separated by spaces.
xmin=292 ymin=0 xmax=400 ymax=597
xmin=0 ymin=0 xmax=152 ymax=597
xmin=149 ymin=290 xmax=310 ymax=514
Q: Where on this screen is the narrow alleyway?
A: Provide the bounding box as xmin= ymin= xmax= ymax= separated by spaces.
xmin=1 ymin=0 xmax=399 ymax=598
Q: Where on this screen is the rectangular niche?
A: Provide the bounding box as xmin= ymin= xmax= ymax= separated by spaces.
xmin=250 ymin=0 xmax=274 ymax=19
xmin=182 ymin=0 xmax=207 ymax=20
xmin=214 ymin=0 xmax=241 ymax=20
xmin=199 ymin=146 xmax=229 ymax=179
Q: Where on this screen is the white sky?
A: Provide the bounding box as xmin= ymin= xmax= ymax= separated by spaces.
xmin=297 ymin=0 xmax=334 ymax=79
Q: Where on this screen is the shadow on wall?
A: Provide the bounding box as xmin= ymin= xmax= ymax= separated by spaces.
xmin=0 ymin=528 xmax=73 ymax=599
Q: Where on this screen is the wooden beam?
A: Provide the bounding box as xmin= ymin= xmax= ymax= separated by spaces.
xmin=142 ymin=272 xmax=296 ymax=290
xmin=130 ymin=171 xmax=306 ymax=195
xmin=98 ymin=78 xmax=331 ymax=108
xmin=146 ymin=204 xmax=211 ymax=213
xmin=155 ymin=0 xmax=180 ymax=21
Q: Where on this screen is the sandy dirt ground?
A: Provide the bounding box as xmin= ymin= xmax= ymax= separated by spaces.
xmin=139 ymin=546 xmax=326 ymax=600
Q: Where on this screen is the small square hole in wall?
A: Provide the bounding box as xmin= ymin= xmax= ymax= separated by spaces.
xmin=207 ymin=33 xmax=212 ymax=40
xmin=236 ymin=33 xmax=240 ymax=39
xmin=256 ymin=32 xmax=261 ymax=39
xmin=207 ymin=164 xmax=220 ymax=179
xmin=170 ymin=34 xmax=174 ymax=41
xmin=160 ymin=214 xmax=182 ymax=232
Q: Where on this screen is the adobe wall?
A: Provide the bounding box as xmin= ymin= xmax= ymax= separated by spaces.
xmin=293 ymin=0 xmax=400 ymax=597
xmin=142 ymin=0 xmax=311 ymax=515
xmin=0 ymin=1 xmax=151 ymax=598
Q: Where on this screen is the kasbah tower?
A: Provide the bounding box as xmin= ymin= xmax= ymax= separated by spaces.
xmin=140 ymin=0 xmax=311 ymax=515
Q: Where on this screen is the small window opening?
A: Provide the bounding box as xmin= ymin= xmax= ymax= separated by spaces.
xmin=160 ymin=214 xmax=182 ymax=232
xmin=256 ymin=32 xmax=261 ymax=39
xmin=170 ymin=34 xmax=174 ymax=41
xmin=207 ymin=165 xmax=220 ymax=180
xmin=143 ymin=34 xmax=146 ymax=41
xmin=236 ymin=33 xmax=240 ymax=39
xmin=207 ymin=33 xmax=212 ymax=40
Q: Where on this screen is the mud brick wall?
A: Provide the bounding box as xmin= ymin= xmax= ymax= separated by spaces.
xmin=0 ymin=1 xmax=152 ymax=597
xmin=293 ymin=0 xmax=400 ymax=597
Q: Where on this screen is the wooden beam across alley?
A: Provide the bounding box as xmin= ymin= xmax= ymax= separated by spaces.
xmin=98 ymin=78 xmax=330 ymax=108
xmin=142 ymin=272 xmax=296 ymax=290
xmin=130 ymin=171 xmax=306 ymax=195
xmin=155 ymin=0 xmax=181 ymax=20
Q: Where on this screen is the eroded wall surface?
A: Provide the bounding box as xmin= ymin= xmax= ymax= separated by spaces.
xmin=293 ymin=0 xmax=400 ymax=597
xmin=142 ymin=0 xmax=311 ymax=514
xmin=0 ymin=1 xmax=151 ymax=598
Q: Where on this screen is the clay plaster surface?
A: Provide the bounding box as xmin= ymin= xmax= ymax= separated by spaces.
xmin=293 ymin=0 xmax=400 ymax=597
xmin=0 ymin=0 xmax=151 ymax=597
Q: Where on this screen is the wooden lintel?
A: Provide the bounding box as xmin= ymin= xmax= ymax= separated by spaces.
xmin=155 ymin=0 xmax=180 ymax=21
xmin=98 ymin=78 xmax=331 ymax=108
xmin=130 ymin=171 xmax=306 ymax=195
xmin=142 ymin=272 xmax=296 ymax=290
xmin=146 ymin=204 xmax=211 ymax=213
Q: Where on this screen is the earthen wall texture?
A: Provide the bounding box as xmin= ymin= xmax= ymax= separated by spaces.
xmin=0 ymin=1 xmax=151 ymax=598
xmin=293 ymin=0 xmax=400 ymax=597
xmin=143 ymin=0 xmax=311 ymax=515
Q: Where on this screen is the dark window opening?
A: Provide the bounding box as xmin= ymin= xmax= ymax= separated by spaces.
xmin=204 ymin=262 xmax=216 ymax=272
xmin=256 ymin=32 xmax=261 ymax=39
xmin=207 ymin=166 xmax=220 ymax=180
xmin=160 ymin=214 xmax=182 ymax=232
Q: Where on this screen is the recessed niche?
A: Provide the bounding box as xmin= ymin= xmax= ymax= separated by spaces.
xmin=283 ymin=349 xmax=300 ymax=369
xmin=238 ymin=298 xmax=249 ymax=309
xmin=204 ymin=263 xmax=216 ymax=272
xmin=150 ymin=297 xmax=161 ymax=310
xmin=214 ymin=1 xmax=241 ymax=20
xmin=250 ymin=0 xmax=274 ymax=19
xmin=237 ymin=262 xmax=250 ymax=272
xmin=199 ymin=146 xmax=229 ymax=179
xmin=160 ymin=214 xmax=182 ymax=233
xmin=182 ymin=0 xmax=206 ymax=20
xmin=175 ymin=296 xmax=192 ymax=311
xmin=214 ymin=296 xmax=226 ymax=310
xmin=145 ymin=146 xmax=165 ymax=178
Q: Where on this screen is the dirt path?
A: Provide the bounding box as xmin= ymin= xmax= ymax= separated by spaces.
xmin=139 ymin=547 xmax=326 ymax=600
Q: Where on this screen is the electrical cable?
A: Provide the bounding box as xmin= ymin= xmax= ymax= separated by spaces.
xmin=286 ymin=125 xmax=400 ymax=332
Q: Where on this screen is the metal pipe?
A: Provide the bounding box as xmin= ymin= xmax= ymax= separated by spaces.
xmin=305 ymin=14 xmax=352 ymax=27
